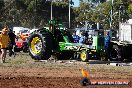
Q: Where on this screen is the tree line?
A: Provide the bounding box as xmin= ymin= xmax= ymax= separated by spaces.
xmin=0 ymin=0 xmax=131 ymax=30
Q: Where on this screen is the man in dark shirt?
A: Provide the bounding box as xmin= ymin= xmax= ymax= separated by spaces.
xmin=84 ymin=31 xmax=89 ymax=44
xmin=8 ymin=29 xmax=16 ymax=57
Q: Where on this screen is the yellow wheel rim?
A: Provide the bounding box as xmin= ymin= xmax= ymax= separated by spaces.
xmin=80 ymin=52 xmax=87 ymax=61
xmin=31 ymin=37 xmax=42 ymax=54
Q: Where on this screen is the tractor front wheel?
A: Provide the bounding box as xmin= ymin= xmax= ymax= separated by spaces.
xmin=80 ymin=51 xmax=88 ymax=62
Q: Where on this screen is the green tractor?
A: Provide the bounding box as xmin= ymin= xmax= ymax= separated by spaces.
xmin=75 ymin=29 xmax=105 ymax=60
xmin=88 ymin=30 xmax=105 ymax=60
xmin=28 ymin=20 xmax=98 ymax=62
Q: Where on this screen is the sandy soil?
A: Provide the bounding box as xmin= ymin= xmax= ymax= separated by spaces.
xmin=0 ymin=54 xmax=132 ymax=88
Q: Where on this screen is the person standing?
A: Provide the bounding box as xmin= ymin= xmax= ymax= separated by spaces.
xmin=0 ymin=27 xmax=10 ymax=63
xmin=84 ymin=31 xmax=89 ymax=44
xmin=104 ymin=32 xmax=111 ymax=61
xmin=79 ymin=32 xmax=85 ymax=44
xmin=8 ymin=29 xmax=16 ymax=57
xmin=72 ymin=31 xmax=80 ymax=43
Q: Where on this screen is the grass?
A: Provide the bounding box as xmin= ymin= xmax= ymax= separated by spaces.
xmin=0 ymin=52 xmax=132 ymax=76
xmin=0 ymin=52 xmax=82 ymax=69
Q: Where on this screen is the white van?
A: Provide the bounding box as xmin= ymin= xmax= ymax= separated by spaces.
xmin=13 ymin=27 xmax=30 ymax=36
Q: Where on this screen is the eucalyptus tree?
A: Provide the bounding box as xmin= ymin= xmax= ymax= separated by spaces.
xmin=74 ymin=2 xmax=94 ymax=28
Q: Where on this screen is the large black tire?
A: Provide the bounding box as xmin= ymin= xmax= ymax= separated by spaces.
xmin=22 ymin=42 xmax=29 ymax=53
xmin=28 ymin=31 xmax=53 ymax=60
xmin=110 ymin=45 xmax=124 ymax=61
xmin=23 ymin=45 xmax=28 ymax=53
xmin=121 ymin=45 xmax=132 ymax=61
xmin=14 ymin=47 xmax=21 ymax=52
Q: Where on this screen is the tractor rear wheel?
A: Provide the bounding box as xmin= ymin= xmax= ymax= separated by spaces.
xmin=80 ymin=51 xmax=88 ymax=62
xmin=28 ymin=32 xmax=53 ymax=60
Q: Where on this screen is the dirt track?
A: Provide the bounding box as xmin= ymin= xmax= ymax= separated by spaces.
xmin=0 ymin=54 xmax=132 ymax=88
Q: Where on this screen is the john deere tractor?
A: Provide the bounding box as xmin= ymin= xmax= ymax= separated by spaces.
xmin=87 ymin=29 xmax=105 ymax=60
xmin=74 ymin=29 xmax=105 ymax=60
xmin=28 ymin=20 xmax=95 ymax=62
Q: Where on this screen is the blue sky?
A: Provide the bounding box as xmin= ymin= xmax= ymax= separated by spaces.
xmin=71 ymin=0 xmax=80 ymax=7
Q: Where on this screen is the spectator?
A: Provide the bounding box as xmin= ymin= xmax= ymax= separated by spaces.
xmin=8 ymin=29 xmax=16 ymax=57
xmin=104 ymin=32 xmax=111 ymax=61
xmin=19 ymin=34 xmax=26 ymax=41
xmin=88 ymin=35 xmax=93 ymax=45
xmin=84 ymin=31 xmax=89 ymax=44
xmin=0 ymin=27 xmax=10 ymax=63
xmin=72 ymin=31 xmax=80 ymax=43
xmin=79 ymin=32 xmax=85 ymax=44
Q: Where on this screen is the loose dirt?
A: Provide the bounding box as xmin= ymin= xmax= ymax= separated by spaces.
xmin=0 ymin=54 xmax=132 ymax=88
